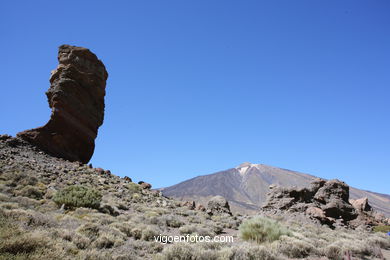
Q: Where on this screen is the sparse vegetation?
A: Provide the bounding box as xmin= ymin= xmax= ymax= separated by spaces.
xmin=239 ymin=216 xmax=291 ymax=243
xmin=0 ymin=211 xmax=65 ymax=259
xmin=15 ymin=185 xmax=44 ymax=199
xmin=126 ymin=182 xmax=141 ymax=194
xmin=277 ymin=236 xmax=316 ymax=258
xmin=53 ymin=185 xmax=102 ymax=210
xmin=162 ymin=215 xmax=184 ymax=228
xmin=1 ymin=137 xmax=390 ymax=260
xmin=373 ymin=225 xmax=390 ymax=233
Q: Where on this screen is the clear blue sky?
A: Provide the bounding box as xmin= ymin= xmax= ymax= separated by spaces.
xmin=1 ymin=1 xmax=389 ymax=194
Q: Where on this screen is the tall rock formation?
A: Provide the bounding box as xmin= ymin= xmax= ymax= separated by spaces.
xmin=17 ymin=45 xmax=108 ymax=163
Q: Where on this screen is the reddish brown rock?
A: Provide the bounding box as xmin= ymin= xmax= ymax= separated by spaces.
xmin=95 ymin=168 xmax=105 ymax=174
xmin=313 ymin=179 xmax=350 ymax=204
xmin=350 ymin=197 xmax=372 ymax=212
xmin=123 ymin=176 xmax=132 ymax=182
xmin=140 ymin=182 xmax=152 ymax=190
xmin=17 ymin=45 xmax=108 ymax=163
xmin=196 ymin=204 xmax=206 ymax=212
xmin=306 ymin=206 xmax=326 ymax=219
xmin=181 ymin=201 xmax=196 ymax=210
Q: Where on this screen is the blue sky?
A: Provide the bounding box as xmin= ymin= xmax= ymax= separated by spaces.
xmin=1 ymin=1 xmax=389 ymax=194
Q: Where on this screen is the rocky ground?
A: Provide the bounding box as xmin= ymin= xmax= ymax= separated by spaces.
xmin=0 ymin=134 xmax=389 ymax=260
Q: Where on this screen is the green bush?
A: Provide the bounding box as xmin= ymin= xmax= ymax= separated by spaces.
xmin=126 ymin=183 xmax=141 ymax=194
xmin=373 ymin=225 xmax=390 ymax=233
xmin=239 ymin=216 xmax=291 ymax=243
xmin=53 ymin=185 xmax=102 ymax=210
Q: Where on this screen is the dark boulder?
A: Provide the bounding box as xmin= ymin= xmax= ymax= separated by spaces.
xmin=140 ymin=182 xmax=152 ymax=190
xmin=123 ymin=176 xmax=132 ymax=182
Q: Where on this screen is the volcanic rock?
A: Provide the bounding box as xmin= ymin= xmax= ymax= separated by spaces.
xmin=123 ymin=176 xmax=132 ymax=182
xmin=313 ymin=179 xmax=350 ymax=204
xmin=262 ymin=179 xmax=359 ymax=227
xmin=350 ymin=197 xmax=372 ymax=212
xmin=140 ymin=182 xmax=152 ymax=190
xmin=196 ymin=204 xmax=206 ymax=212
xmin=306 ymin=206 xmax=326 ymax=219
xmin=181 ymin=200 xmax=196 ymax=210
xmin=17 ymin=45 xmax=108 ymax=163
xmin=207 ymin=195 xmax=232 ymax=216
xmin=95 ymin=168 xmax=105 ymax=174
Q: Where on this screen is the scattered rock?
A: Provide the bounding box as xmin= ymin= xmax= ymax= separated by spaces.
xmin=140 ymin=182 xmax=152 ymax=190
xmin=123 ymin=176 xmax=132 ymax=182
xmin=0 ymin=134 xmax=12 ymax=141
xmin=95 ymin=168 xmax=105 ymax=174
xmin=5 ymin=138 xmax=22 ymax=147
xmin=196 ymin=204 xmax=206 ymax=212
xmin=17 ymin=44 xmax=108 ymax=164
xmin=207 ymin=195 xmax=232 ymax=216
xmin=181 ymin=201 xmax=196 ymax=210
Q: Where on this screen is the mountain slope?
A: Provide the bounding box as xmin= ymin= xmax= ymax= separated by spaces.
xmin=162 ymin=162 xmax=390 ymax=216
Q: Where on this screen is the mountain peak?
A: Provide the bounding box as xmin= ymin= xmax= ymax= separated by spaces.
xmin=236 ymin=162 xmax=254 ymax=168
xmin=235 ymin=162 xmax=262 ymax=175
xmin=163 ymin=163 xmax=390 ymax=217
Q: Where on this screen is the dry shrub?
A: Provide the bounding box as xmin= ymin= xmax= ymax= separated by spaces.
xmin=226 ymin=244 xmax=282 ymax=260
xmin=93 ymin=234 xmax=117 ymax=249
xmin=110 ymin=221 xmax=135 ymax=237
xmin=161 ymin=215 xmax=184 ymax=228
xmin=4 ymin=172 xmax=37 ymax=187
xmin=141 ymin=226 xmax=160 ymax=241
xmin=0 ymin=230 xmax=48 ymax=255
xmin=2 ymin=208 xmax=55 ymax=227
xmin=0 ymin=213 xmax=63 ymax=259
xmin=322 ymin=244 xmax=343 ymax=260
xmin=154 ymin=243 xmax=194 ymax=260
xmin=239 ymin=217 xmax=291 ymax=243
xmin=179 ymin=225 xmax=197 ymax=235
xmin=367 ymin=234 xmax=390 ymax=249
xmin=277 ymin=236 xmax=316 ymax=258
xmin=59 ymin=229 xmax=90 ymax=249
xmin=14 ymin=185 xmax=43 ymax=200
xmin=77 ymin=223 xmax=101 ymax=240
